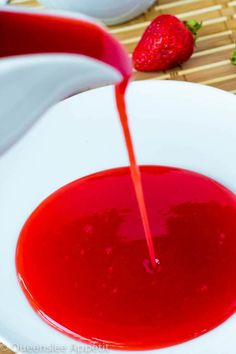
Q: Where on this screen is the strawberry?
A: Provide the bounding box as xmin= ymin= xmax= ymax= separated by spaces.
xmin=133 ymin=14 xmax=201 ymax=72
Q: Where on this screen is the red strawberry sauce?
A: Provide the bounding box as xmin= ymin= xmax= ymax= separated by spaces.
xmin=16 ymin=166 xmax=236 ymax=350
xmin=11 ymin=8 xmax=236 ymax=351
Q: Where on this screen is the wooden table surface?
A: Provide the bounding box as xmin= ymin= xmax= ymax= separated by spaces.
xmin=9 ymin=0 xmax=236 ymax=92
xmin=1 ymin=0 xmax=236 ymax=353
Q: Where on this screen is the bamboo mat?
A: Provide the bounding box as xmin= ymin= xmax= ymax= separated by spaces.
xmin=1 ymin=0 xmax=236 ymax=353
xmin=8 ymin=0 xmax=236 ymax=93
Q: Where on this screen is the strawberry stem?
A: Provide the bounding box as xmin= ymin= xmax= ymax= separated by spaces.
xmin=184 ymin=20 xmax=202 ymax=37
xmin=231 ymin=49 xmax=236 ymax=66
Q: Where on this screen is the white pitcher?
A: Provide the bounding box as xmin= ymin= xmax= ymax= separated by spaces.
xmin=38 ymin=0 xmax=156 ymax=25
xmin=0 ymin=6 xmax=132 ymax=156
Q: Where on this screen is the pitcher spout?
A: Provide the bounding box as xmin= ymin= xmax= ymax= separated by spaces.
xmin=0 ymin=7 xmax=132 ymax=155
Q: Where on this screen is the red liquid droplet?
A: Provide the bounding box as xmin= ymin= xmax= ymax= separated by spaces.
xmin=16 ymin=166 xmax=236 ymax=350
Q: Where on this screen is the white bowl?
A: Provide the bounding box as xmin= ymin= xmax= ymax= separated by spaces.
xmin=39 ymin=0 xmax=156 ymax=25
xmin=0 ymin=81 xmax=236 ymax=354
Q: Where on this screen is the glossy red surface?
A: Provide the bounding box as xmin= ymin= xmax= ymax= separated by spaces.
xmin=0 ymin=9 xmax=131 ymax=78
xmin=16 ymin=166 xmax=236 ymax=350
